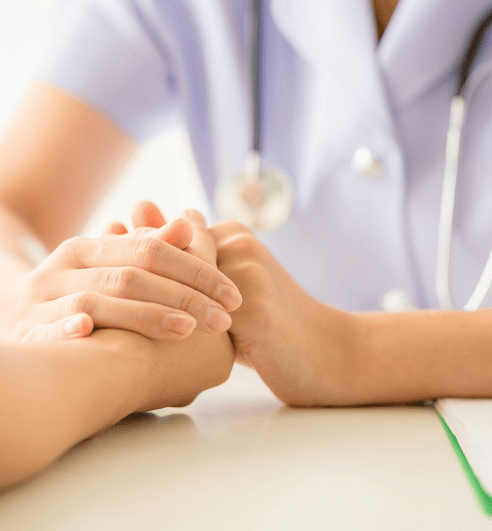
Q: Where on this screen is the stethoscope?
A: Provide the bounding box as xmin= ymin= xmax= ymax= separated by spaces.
xmin=214 ymin=0 xmax=294 ymax=232
xmin=215 ymin=4 xmax=492 ymax=311
xmin=436 ymin=8 xmax=492 ymax=311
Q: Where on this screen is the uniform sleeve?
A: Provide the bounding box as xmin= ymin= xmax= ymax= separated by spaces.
xmin=38 ymin=0 xmax=182 ymax=141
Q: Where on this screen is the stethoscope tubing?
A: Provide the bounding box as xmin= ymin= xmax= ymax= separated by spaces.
xmin=437 ymin=8 xmax=492 ymax=311
xmin=252 ymin=0 xmax=262 ymax=155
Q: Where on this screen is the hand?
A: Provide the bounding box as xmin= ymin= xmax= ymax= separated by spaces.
xmin=0 ymin=304 xmax=235 ymax=489
xmin=88 ymin=325 xmax=235 ymax=413
xmin=211 ymin=221 xmax=356 ymax=406
xmin=10 ymin=202 xmax=241 ymax=343
xmin=83 ymin=207 xmax=236 ymax=411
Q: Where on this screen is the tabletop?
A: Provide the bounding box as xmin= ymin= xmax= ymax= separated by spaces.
xmin=0 ymin=364 xmax=490 ymax=530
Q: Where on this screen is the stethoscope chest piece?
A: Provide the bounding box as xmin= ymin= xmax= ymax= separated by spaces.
xmin=215 ymin=152 xmax=294 ymax=232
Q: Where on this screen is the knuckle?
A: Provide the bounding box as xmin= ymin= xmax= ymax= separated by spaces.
xmin=226 ymin=260 xmax=265 ymax=287
xmin=191 ymin=259 xmax=212 ymax=291
xmin=55 ymin=236 xmax=86 ymax=262
xmin=210 ymin=220 xmax=250 ymax=246
xmin=221 ymin=233 xmax=262 ymax=260
xmin=70 ymin=291 xmax=96 ymax=315
xmin=179 ymin=288 xmax=200 ymax=315
xmin=132 ymin=237 xmax=162 ymax=271
xmin=217 ymin=220 xmax=250 ymax=234
xmin=104 ymin=267 xmax=138 ymax=297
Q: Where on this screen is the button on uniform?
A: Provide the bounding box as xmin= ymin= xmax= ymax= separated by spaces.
xmin=352 ymin=147 xmax=382 ymax=177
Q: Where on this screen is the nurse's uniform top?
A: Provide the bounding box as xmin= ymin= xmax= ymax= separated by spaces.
xmin=39 ymin=0 xmax=492 ymax=311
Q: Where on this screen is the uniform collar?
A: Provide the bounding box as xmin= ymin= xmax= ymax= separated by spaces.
xmin=270 ymin=0 xmax=393 ymax=128
xmin=270 ymin=0 xmax=378 ymax=68
xmin=271 ymin=0 xmax=492 ymax=109
xmin=378 ymin=0 xmax=492 ymax=107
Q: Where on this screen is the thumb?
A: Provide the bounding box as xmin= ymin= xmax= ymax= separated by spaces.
xmin=131 ymin=200 xmax=166 ymax=229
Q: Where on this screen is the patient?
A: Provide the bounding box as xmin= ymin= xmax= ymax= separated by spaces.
xmin=0 ymin=209 xmax=235 ymax=490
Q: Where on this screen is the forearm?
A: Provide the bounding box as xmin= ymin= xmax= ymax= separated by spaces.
xmin=0 ymin=205 xmax=45 ymax=273
xmin=340 ymin=309 xmax=492 ymax=405
xmin=0 ymin=328 xmax=233 ymax=489
xmin=0 ymin=82 xmax=136 ymax=250
xmin=0 ymin=206 xmax=47 ymax=338
xmin=0 ymin=335 xmax=137 ymax=489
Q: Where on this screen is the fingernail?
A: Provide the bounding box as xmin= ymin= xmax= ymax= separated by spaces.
xmin=206 ymin=307 xmax=232 ymax=332
xmin=165 ymin=313 xmax=196 ymax=336
xmin=216 ymin=283 xmax=242 ymax=311
xmin=63 ymin=315 xmax=83 ymax=336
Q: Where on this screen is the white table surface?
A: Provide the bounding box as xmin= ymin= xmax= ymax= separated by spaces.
xmin=1 ymin=4 xmax=487 ymax=528
xmin=0 ymin=364 xmax=490 ymax=530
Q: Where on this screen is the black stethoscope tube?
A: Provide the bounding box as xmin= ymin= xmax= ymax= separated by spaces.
xmin=456 ymin=9 xmax=492 ymax=96
xmin=252 ymin=0 xmax=263 ymax=153
xmin=437 ymin=7 xmax=492 ymax=311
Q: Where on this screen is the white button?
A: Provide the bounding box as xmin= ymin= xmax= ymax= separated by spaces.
xmin=352 ymin=147 xmax=382 ymax=177
xmin=379 ymin=289 xmax=418 ymax=313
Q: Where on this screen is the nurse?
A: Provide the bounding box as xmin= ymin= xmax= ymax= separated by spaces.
xmin=0 ymin=0 xmax=492 ymax=407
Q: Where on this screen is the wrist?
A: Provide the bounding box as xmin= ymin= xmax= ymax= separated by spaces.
xmin=77 ymin=329 xmax=148 ymax=419
xmin=306 ymin=303 xmax=362 ymax=406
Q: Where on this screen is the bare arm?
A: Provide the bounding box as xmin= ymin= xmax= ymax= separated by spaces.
xmin=0 ymin=82 xmax=136 ymax=250
xmin=1 ymin=210 xmax=236 ymax=489
xmin=0 ymin=82 xmax=135 ymax=335
xmin=347 ymin=309 xmax=492 ymax=404
xmin=212 ymin=221 xmax=492 ymax=406
xmin=0 ymin=84 xmax=241 ymax=342
xmin=0 ymin=328 xmax=234 ymax=490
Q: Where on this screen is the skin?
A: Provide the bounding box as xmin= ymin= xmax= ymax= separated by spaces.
xmin=0 ymin=209 xmax=235 ymax=489
xmin=0 ymin=84 xmax=241 ymax=342
xmin=372 ymin=0 xmax=400 ymax=40
xmin=0 ymin=327 xmax=234 ymax=490
xmin=0 ymin=1 xmax=398 ymax=341
xmin=2 ymin=0 xmax=492 ymax=480
xmin=211 ymin=222 xmax=492 ymax=406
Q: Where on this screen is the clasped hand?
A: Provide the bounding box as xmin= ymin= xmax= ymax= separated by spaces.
xmin=19 ymin=201 xmax=353 ymax=408
xmin=12 ymin=202 xmax=241 ymax=343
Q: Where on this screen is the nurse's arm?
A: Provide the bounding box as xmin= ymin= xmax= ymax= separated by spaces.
xmin=0 ymin=327 xmax=234 ymax=490
xmin=345 ymin=309 xmax=492 ymax=404
xmin=0 ymin=82 xmax=136 ymax=250
xmin=213 ymin=221 xmax=492 ymax=406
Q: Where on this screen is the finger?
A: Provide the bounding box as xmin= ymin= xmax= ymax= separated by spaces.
xmin=103 ymin=221 xmax=129 ymax=236
xmin=131 ymin=200 xmax=166 ymax=229
xmin=115 ymin=220 xmax=193 ymax=249
xmin=209 ymin=220 xmax=252 ymax=247
xmin=154 ymin=218 xmax=193 ymax=249
xmin=20 ymin=313 xmax=94 ymax=343
xmin=102 ymin=219 xmax=192 ymax=247
xmin=181 ymin=208 xmax=206 ymax=226
xmin=26 ymin=292 xmax=199 ymax=340
xmin=51 ymin=235 xmax=242 ymax=311
xmin=180 ymin=209 xmax=217 ymax=266
xmin=53 ymin=270 xmax=233 ymax=334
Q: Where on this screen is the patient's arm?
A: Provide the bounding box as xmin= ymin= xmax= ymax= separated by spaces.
xmin=0 ymin=208 xmax=236 ymax=490
xmin=0 ymin=327 xmax=234 ymax=490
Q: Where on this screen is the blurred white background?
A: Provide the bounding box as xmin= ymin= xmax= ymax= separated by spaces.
xmin=0 ymin=0 xmax=209 ymax=238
